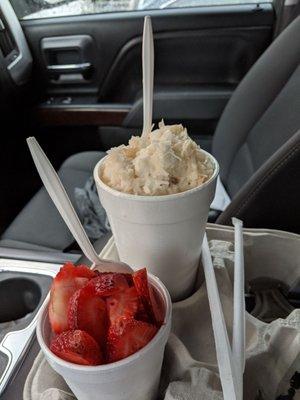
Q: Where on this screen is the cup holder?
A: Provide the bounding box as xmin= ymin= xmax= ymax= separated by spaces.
xmin=0 ymin=278 xmax=42 ymax=323
xmin=245 ymin=278 xmax=297 ymax=323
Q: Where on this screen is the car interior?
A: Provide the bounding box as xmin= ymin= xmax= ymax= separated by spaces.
xmin=0 ymin=0 xmax=299 ymax=397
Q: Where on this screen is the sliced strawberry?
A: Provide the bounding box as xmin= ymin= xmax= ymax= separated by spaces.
xmin=132 ymin=268 xmax=157 ymax=325
xmin=50 ymin=329 xmax=103 ymax=365
xmin=107 ymin=320 xmax=158 ymax=363
xmin=68 ymin=285 xmax=107 ymax=345
xmin=87 ymin=273 xmax=129 ymax=297
xmin=106 ymin=286 xmax=139 ymax=328
xmin=135 ymin=301 xmax=151 ymax=324
xmin=71 ymin=264 xmax=97 ymax=279
xmin=149 ymin=286 xmax=164 ymax=326
xmin=123 ymin=273 xmax=134 ymax=287
xmin=49 ymin=262 xmax=97 ymax=334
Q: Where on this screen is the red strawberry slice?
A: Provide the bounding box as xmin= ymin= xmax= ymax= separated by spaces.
xmin=107 ymin=320 xmax=158 ymax=363
xmin=132 ymin=268 xmax=157 ymax=325
xmin=106 ymin=286 xmax=139 ymax=328
xmin=123 ymin=273 xmax=134 ymax=287
xmin=71 ymin=264 xmax=97 ymax=279
xmin=68 ymin=285 xmax=107 ymax=345
xmin=49 ymin=262 xmax=96 ymax=334
xmin=50 ymin=329 xmax=103 ymax=365
xmin=87 ymin=273 xmax=129 ymax=297
xmin=135 ymin=301 xmax=151 ymax=324
xmin=149 ymin=285 xmax=164 ymax=326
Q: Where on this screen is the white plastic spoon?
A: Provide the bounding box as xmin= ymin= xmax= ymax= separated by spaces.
xmin=26 ymin=137 xmax=133 ymax=274
xmin=201 ymin=234 xmax=239 ymax=400
xmin=232 ymin=217 xmax=246 ymax=400
xmin=141 ymin=15 xmax=154 ymax=138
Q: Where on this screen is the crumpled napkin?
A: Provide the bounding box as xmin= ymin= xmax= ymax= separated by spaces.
xmin=74 ymin=177 xmax=111 ymax=240
xmin=23 ymin=239 xmax=300 ymax=400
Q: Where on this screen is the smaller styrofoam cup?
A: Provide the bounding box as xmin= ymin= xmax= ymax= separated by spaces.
xmin=94 ymin=151 xmax=219 ymax=301
xmin=36 ymin=274 xmax=172 ymax=400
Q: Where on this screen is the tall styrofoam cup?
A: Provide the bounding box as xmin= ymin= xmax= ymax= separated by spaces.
xmin=37 ymin=274 xmax=172 ymax=400
xmin=94 ymin=150 xmax=219 ymax=301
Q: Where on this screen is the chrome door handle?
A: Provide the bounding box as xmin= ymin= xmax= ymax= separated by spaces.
xmin=47 ymin=62 xmax=92 ymax=74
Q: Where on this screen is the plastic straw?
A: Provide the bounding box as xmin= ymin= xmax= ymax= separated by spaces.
xmin=201 ymin=234 xmax=239 ymax=400
xmin=232 ymin=217 xmax=246 ymax=399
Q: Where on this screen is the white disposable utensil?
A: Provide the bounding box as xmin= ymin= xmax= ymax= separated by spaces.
xmin=232 ymin=217 xmax=246 ymax=398
xmin=26 ymin=137 xmax=133 ymax=274
xmin=201 ymin=234 xmax=239 ymax=400
xmin=141 ymin=15 xmax=154 ymax=138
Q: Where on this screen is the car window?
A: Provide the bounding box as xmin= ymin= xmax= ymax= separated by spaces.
xmin=11 ymin=0 xmax=272 ymax=20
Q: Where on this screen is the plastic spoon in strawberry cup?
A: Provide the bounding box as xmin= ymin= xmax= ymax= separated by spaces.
xmin=26 ymin=136 xmax=133 ymax=274
xmin=141 ymin=15 xmax=154 ymax=139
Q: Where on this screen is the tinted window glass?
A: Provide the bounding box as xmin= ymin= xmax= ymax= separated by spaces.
xmin=11 ymin=0 xmax=272 ymax=20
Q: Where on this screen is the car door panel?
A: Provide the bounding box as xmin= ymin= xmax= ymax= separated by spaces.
xmin=20 ymin=4 xmax=274 ymax=138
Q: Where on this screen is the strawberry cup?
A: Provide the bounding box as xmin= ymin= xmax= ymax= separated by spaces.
xmin=37 ymin=272 xmax=172 ymax=400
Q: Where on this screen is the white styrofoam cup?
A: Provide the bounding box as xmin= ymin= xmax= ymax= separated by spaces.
xmin=37 ymin=274 xmax=172 ymax=400
xmin=94 ymin=151 xmax=219 ymax=301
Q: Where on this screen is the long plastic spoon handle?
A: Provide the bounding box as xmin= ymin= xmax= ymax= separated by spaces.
xmin=201 ymin=234 xmax=239 ymax=400
xmin=141 ymin=15 xmax=154 ymax=138
xmin=27 ymin=137 xmax=102 ymax=266
xmin=232 ymin=217 xmax=246 ymax=398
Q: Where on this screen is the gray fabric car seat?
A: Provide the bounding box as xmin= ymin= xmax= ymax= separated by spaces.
xmin=212 ymin=15 xmax=300 ymax=231
xmin=0 ymin=16 xmax=299 ymax=252
xmin=216 ymin=129 xmax=300 ymax=232
xmin=0 ymin=152 xmax=105 ymax=252
xmin=212 ymin=15 xmax=300 ymax=197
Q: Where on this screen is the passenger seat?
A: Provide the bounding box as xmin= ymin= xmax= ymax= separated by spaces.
xmin=0 ymin=152 xmax=104 ymax=252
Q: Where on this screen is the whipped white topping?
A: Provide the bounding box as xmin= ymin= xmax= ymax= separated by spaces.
xmin=100 ymin=121 xmax=214 ymax=196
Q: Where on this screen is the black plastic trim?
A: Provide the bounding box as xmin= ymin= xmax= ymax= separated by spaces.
xmin=0 ymin=0 xmax=32 ymax=85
